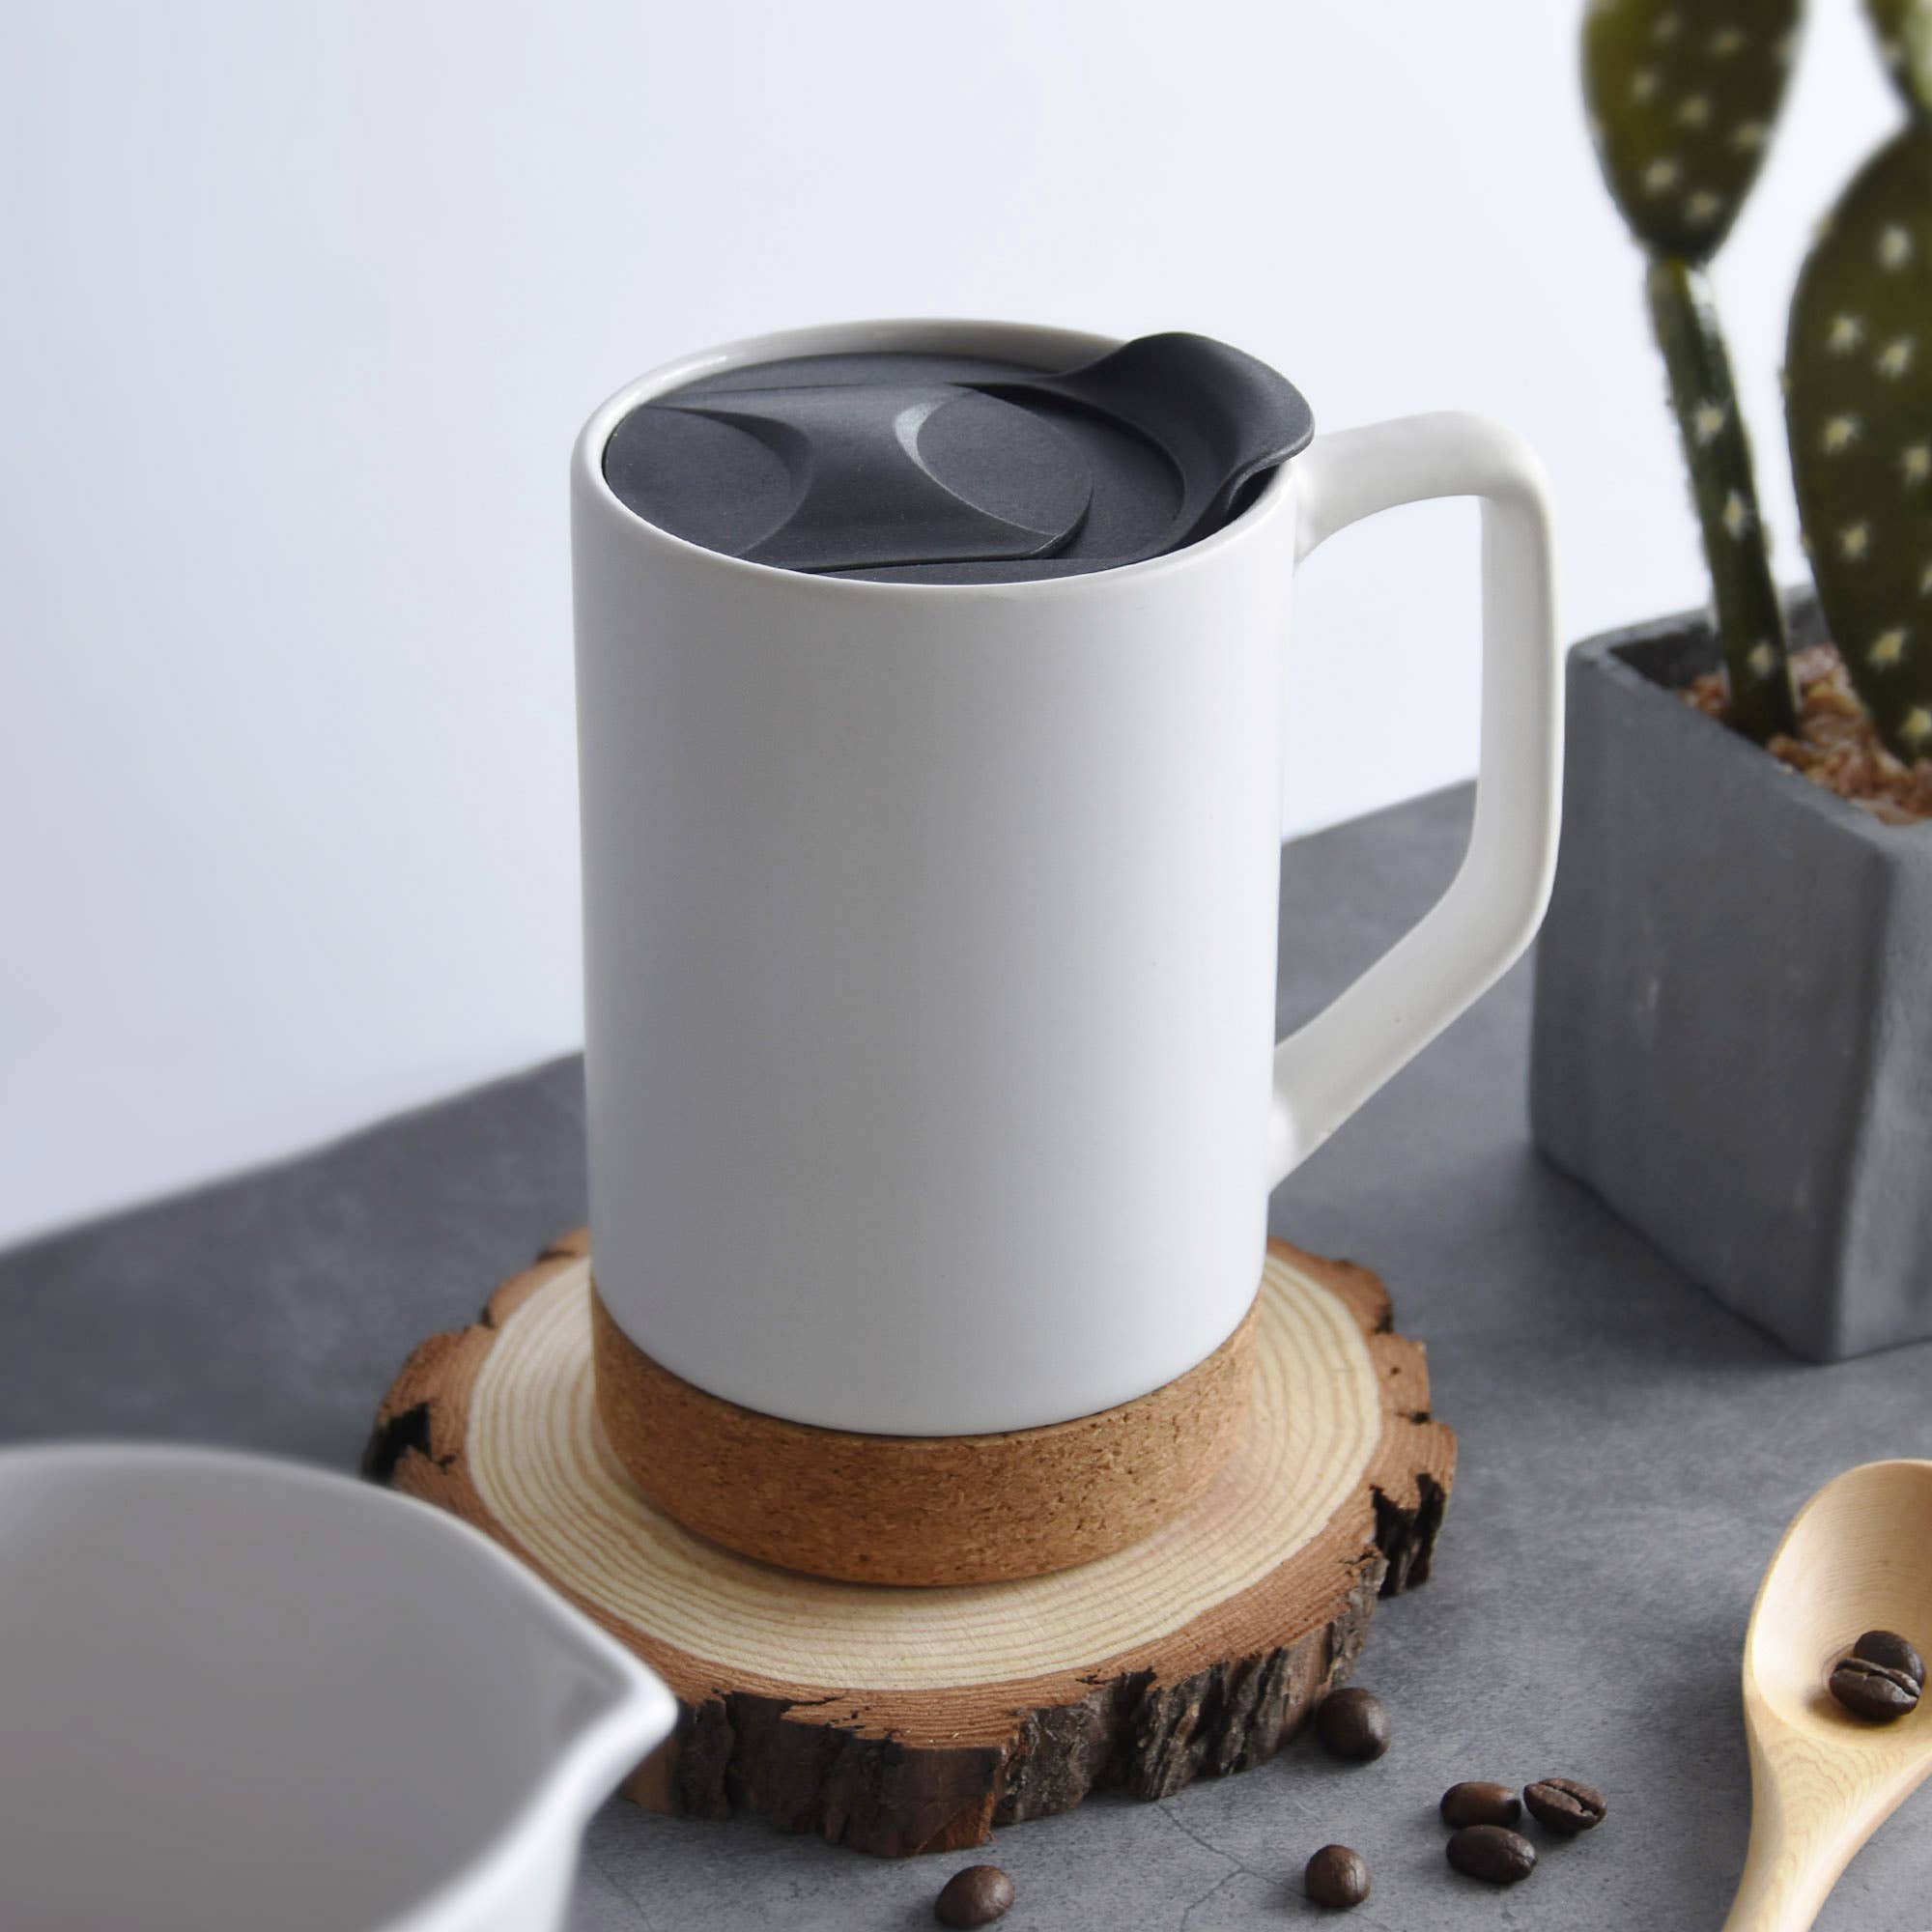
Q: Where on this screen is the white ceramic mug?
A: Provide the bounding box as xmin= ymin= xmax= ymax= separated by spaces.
xmin=0 ymin=1443 xmax=676 ymax=1932
xmin=574 ymin=319 xmax=1560 ymax=1438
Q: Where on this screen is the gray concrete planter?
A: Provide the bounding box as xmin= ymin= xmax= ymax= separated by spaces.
xmin=1529 ymin=597 xmax=1932 ymax=1361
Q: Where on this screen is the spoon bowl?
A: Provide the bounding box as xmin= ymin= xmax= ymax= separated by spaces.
xmin=1723 ymin=1459 xmax=1932 ymax=1932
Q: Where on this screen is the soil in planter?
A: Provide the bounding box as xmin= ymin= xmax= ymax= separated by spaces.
xmin=1685 ymin=642 xmax=1932 ymax=826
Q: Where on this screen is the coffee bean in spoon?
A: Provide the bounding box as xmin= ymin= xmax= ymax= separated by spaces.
xmin=934 ymin=1864 xmax=1013 ymax=1928
xmin=1852 ymin=1629 xmax=1925 ymax=1689
xmin=1303 ymin=1844 xmax=1371 ymax=1909
xmin=1439 ymin=1779 xmax=1522 ymax=1829
xmin=1522 ymin=1776 xmax=1607 ymax=1834
xmin=1446 ymin=1824 xmax=1537 ymax=1885
xmin=1829 ymin=1654 xmax=1921 ymax=1722
xmin=1314 ymin=1687 xmax=1390 ymax=1762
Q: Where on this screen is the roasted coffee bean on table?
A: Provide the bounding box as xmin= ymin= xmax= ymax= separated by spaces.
xmin=1522 ymin=1776 xmax=1608 ymax=1834
xmin=1314 ymin=1686 xmax=1391 ymax=1762
xmin=934 ymin=1863 xmax=1014 ymax=1928
xmin=1446 ymin=1824 xmax=1538 ymax=1885
xmin=1829 ymin=1654 xmax=1922 ymax=1722
xmin=1852 ymin=1629 xmax=1926 ymax=1689
xmin=1439 ymin=1780 xmax=1522 ymax=1830
xmin=1303 ymin=1843 xmax=1371 ymax=1909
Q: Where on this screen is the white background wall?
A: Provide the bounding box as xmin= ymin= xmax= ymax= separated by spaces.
xmin=0 ymin=1 xmax=1895 ymax=1247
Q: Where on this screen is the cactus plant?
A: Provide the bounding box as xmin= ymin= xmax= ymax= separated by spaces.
xmin=1536 ymin=0 xmax=1932 ymax=1378
xmin=1584 ymin=0 xmax=1804 ymax=743
xmin=1785 ymin=6 xmax=1932 ymax=764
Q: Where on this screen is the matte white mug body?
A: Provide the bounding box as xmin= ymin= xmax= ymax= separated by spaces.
xmin=575 ymin=320 xmax=1560 ymax=1437
xmin=0 ymin=1442 xmax=676 ymax=1932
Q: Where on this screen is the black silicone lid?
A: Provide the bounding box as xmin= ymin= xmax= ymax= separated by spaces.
xmin=602 ymin=333 xmax=1314 ymax=583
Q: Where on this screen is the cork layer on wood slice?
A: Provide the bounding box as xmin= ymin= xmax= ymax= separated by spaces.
xmin=368 ymin=1232 xmax=1454 ymax=1859
xmin=588 ymin=1276 xmax=1259 ymax=1585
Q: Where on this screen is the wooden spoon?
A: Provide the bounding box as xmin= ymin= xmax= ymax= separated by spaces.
xmin=1723 ymin=1459 xmax=1932 ymax=1932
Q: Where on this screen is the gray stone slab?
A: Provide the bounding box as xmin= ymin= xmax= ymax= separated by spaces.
xmin=3 ymin=784 xmax=1929 ymax=1930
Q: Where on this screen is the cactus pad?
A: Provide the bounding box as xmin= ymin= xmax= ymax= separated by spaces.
xmin=1787 ymin=126 xmax=1932 ymax=763
xmin=1584 ymin=0 xmax=1804 ymax=263
xmin=1865 ymin=0 xmax=1932 ymax=118
xmin=1649 ymin=258 xmax=1798 ymax=740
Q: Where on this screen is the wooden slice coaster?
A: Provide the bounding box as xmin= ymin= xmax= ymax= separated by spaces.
xmin=367 ymin=1233 xmax=1453 ymax=1859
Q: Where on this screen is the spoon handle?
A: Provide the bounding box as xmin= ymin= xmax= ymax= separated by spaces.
xmin=1721 ymin=1841 xmax=1842 ymax=1932
xmin=1720 ymin=1776 xmax=1873 ymax=1932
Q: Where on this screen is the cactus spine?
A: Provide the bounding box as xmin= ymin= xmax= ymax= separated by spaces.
xmin=1584 ymin=0 xmax=1804 ymax=742
xmin=1785 ymin=2 xmax=1932 ymax=763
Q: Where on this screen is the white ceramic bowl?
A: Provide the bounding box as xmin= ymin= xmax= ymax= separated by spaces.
xmin=0 ymin=1442 xmax=675 ymax=1932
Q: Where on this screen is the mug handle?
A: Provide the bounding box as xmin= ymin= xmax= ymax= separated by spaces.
xmin=1265 ymin=412 xmax=1561 ymax=1188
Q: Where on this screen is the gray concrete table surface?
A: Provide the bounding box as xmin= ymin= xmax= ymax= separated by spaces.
xmin=4 ymin=784 xmax=1928 ymax=1932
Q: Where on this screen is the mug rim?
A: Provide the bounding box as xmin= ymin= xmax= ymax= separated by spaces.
xmin=573 ymin=317 xmax=1300 ymax=601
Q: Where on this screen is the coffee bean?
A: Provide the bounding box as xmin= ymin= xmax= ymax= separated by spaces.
xmin=1829 ymin=1655 xmax=1921 ymax=1722
xmin=1853 ymin=1629 xmax=1925 ymax=1689
xmin=1315 ymin=1687 xmax=1390 ymax=1762
xmin=934 ymin=1864 xmax=1013 ymax=1928
xmin=1439 ymin=1780 xmax=1522 ymax=1830
xmin=1522 ymin=1776 xmax=1607 ymax=1834
xmin=1447 ymin=1824 xmax=1537 ymax=1885
xmin=1304 ymin=1843 xmax=1371 ymax=1909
